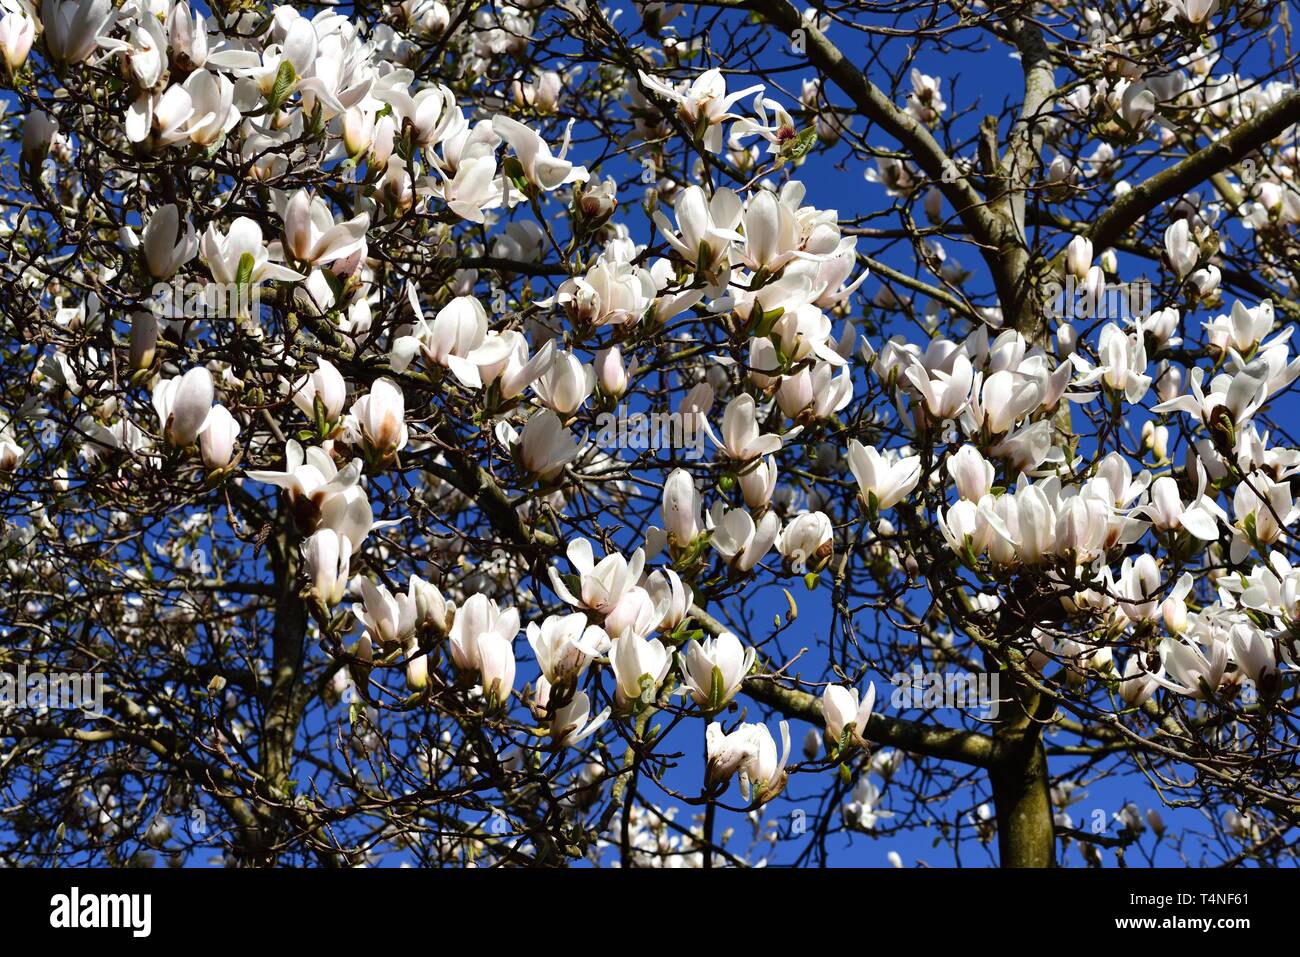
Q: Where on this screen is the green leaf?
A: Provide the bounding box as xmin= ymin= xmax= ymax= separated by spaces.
xmin=267 ymin=60 xmax=297 ymax=112
xmin=783 ymin=126 xmax=818 ymax=163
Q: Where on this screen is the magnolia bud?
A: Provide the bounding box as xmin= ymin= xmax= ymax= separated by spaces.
xmin=343 ymin=107 xmax=375 ymax=158
xmin=1156 ymin=361 xmax=1183 ymax=403
xmin=0 ymin=438 xmax=23 ymax=473
xmin=595 ymin=346 xmax=628 ymax=399
xmin=411 ymin=575 xmax=450 ymax=634
xmin=0 ymin=8 xmax=35 ymax=72
xmin=662 ymin=468 xmax=702 ymax=545
xmin=1146 ymin=808 xmax=1166 ymax=837
xmin=1065 ymin=235 xmax=1093 ymax=282
xmin=923 ymin=187 xmax=942 ymax=225
xmin=1056 ymin=322 xmax=1077 ymax=356
xmin=130 ymin=311 xmax=159 ymax=370
xmin=1163 ymin=593 xmax=1188 ymax=635
xmin=21 ymin=111 xmax=57 ymax=163
xmin=200 ymin=404 xmax=239 ymax=470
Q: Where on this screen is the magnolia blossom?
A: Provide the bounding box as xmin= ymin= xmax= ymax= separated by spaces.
xmin=1117 ymin=554 xmax=1163 ymax=623
xmin=291 ymin=359 xmax=348 ymax=424
xmin=513 ymin=409 xmax=581 ymax=480
xmin=533 ymin=352 xmax=595 ymax=418
xmin=353 ymin=576 xmax=417 ymax=647
xmin=1137 ymin=473 xmax=1223 ymax=540
xmin=549 ymin=691 xmax=611 ymax=747
xmin=948 ymin=446 xmax=995 ymax=501
xmin=660 ymin=468 xmax=703 ymax=548
xmin=1152 ymin=633 xmax=1228 ymax=699
xmin=680 ymin=632 xmax=755 ymax=712
xmin=41 ymin=0 xmax=114 ymax=65
xmin=476 ymin=332 xmax=556 ymax=401
xmin=646 ymin=569 xmax=693 ymax=633
xmin=653 ymin=185 xmax=742 ymax=288
xmin=199 ymin=404 xmax=239 ymax=470
xmin=245 ymin=441 xmax=397 ymax=552
xmin=492 ymin=114 xmax=588 ymax=190
xmin=1065 ymin=235 xmax=1093 ymax=282
xmin=709 ymin=503 xmax=781 ymax=572
xmin=847 ymin=440 xmax=921 ymax=511
xmin=1204 ymin=300 xmax=1274 ymax=355
xmin=132 ymin=205 xmax=199 ymax=280
xmin=549 ymin=539 xmax=645 ymax=617
xmin=823 ymin=682 xmax=876 ymax=749
xmin=905 ymin=353 xmax=973 ymax=420
xmin=1119 ymin=655 xmax=1160 ymax=708
xmin=526 ymin=613 xmax=607 ymax=687
xmin=637 ymin=68 xmax=763 ymax=153
xmin=280 ymin=190 xmax=370 ymax=267
xmin=609 ymin=631 xmax=672 ymax=711
xmin=0 ymin=437 xmax=23 ymax=472
xmin=447 ymin=593 xmax=519 ymax=702
xmin=201 ymin=217 xmax=305 ymax=293
xmin=603 ymin=586 xmax=664 ymax=642
xmin=1164 ymin=219 xmax=1199 ymax=278
xmin=1229 ymin=476 xmax=1299 ymax=562
xmin=153 ymin=367 xmax=214 ymax=447
xmin=776 ymin=511 xmax=833 ymax=574
xmin=705 ymin=720 xmax=790 ymax=805
xmin=394 ymin=290 xmax=492 ymax=387
xmin=303 ymin=528 xmax=351 ymax=606
xmin=709 ymin=393 xmax=787 ymax=462
xmin=350 ymin=378 xmax=409 ymax=457
xmin=0 ymin=5 xmax=35 ymax=71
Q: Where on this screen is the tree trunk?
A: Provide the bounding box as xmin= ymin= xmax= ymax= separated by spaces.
xmin=989 ymin=731 xmax=1056 ymax=867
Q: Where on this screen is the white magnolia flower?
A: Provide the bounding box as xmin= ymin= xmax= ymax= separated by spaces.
xmin=511 ymin=409 xmax=581 ymax=480
xmin=492 ymin=114 xmax=589 ymax=190
xmin=947 ymin=446 xmax=995 ymax=501
xmin=152 ymin=366 xmax=214 ymax=447
xmin=526 ymin=612 xmax=607 ymax=686
xmin=680 ymin=631 xmax=755 ymax=711
xmin=291 ymin=359 xmax=348 ymax=424
xmin=41 ymin=0 xmax=114 ymax=66
xmin=550 ymin=691 xmax=610 ymax=747
xmin=199 ymin=404 xmax=239 ymax=469
xmin=1136 ymin=471 xmax=1223 ymax=540
xmin=447 ymin=593 xmax=519 ymax=701
xmin=776 ymin=510 xmax=833 ymax=574
xmin=708 ymin=393 xmax=786 ymax=462
xmin=608 ymin=631 xmax=672 ymax=711
xmin=352 ymin=576 xmax=417 ymax=646
xmin=1164 ymin=219 xmax=1199 ymax=278
xmin=637 ymin=68 xmax=763 ymax=153
xmin=822 ymin=681 xmax=876 ymax=748
xmin=709 ymin=502 xmax=781 ymax=572
xmin=303 ymin=528 xmax=351 ymax=606
xmin=350 ymin=377 xmax=409 ymax=457
xmin=532 ymin=351 xmax=595 ymax=417
xmin=280 ymin=190 xmax=370 ymax=267
xmin=549 ymin=538 xmax=645 ymax=616
xmin=131 ymin=204 xmax=199 ymax=280
xmin=201 ymin=217 xmax=305 ymax=293
xmin=0 ymin=5 xmax=35 ymax=71
xmin=847 ymin=440 xmax=921 ymax=511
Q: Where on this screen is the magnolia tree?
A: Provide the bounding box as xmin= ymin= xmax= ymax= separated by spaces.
xmin=1 ymin=0 xmax=1299 ymax=869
